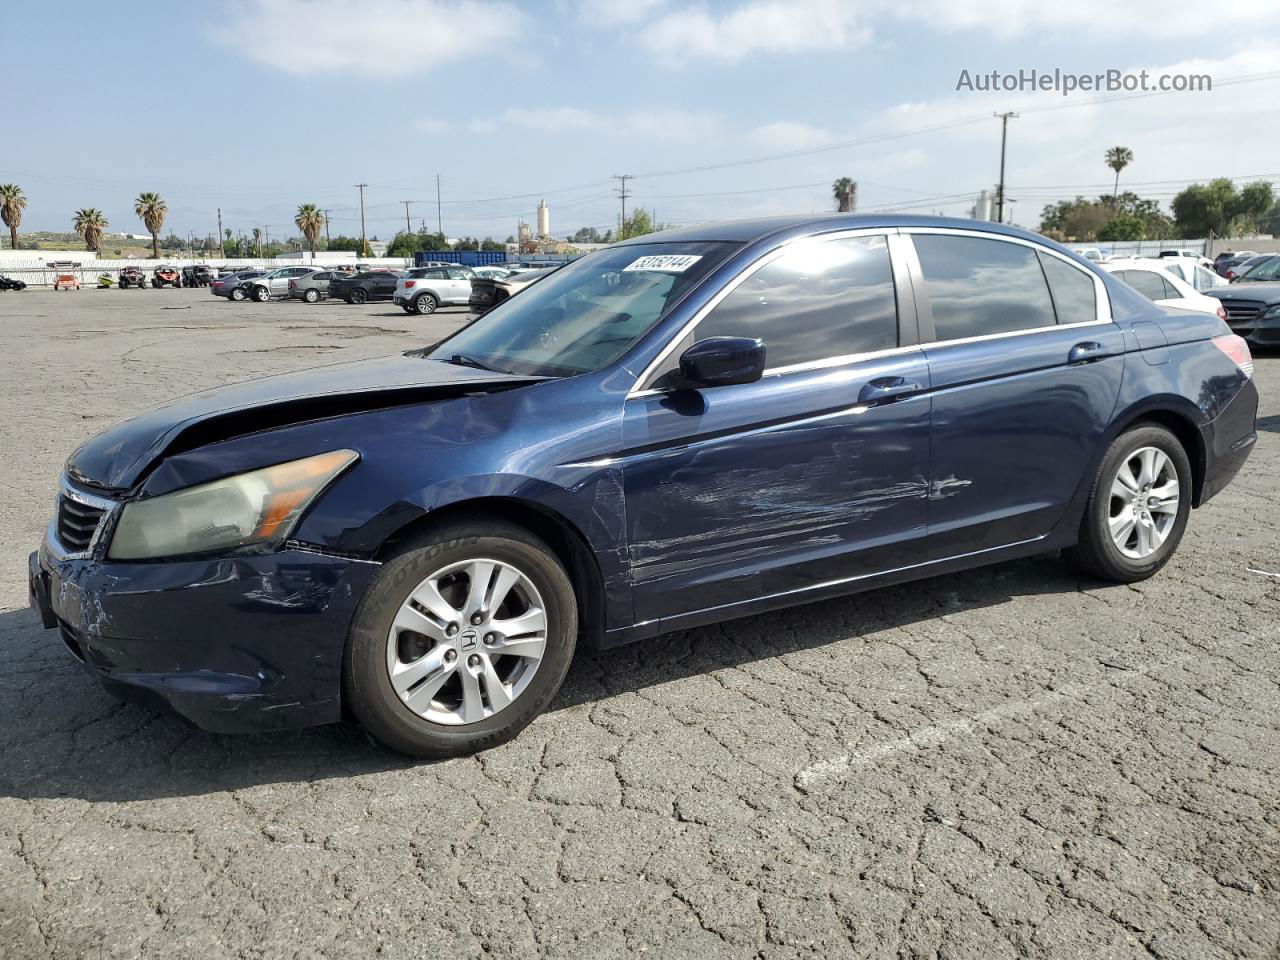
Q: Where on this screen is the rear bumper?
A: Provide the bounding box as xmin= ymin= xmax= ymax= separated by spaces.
xmin=1199 ymin=376 xmax=1259 ymax=505
xmin=28 ymin=545 xmax=380 ymax=733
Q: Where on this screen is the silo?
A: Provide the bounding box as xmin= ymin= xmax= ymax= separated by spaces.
xmin=537 ymin=199 xmax=550 ymax=238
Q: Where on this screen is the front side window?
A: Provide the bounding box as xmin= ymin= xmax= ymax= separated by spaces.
xmin=914 ymin=234 xmax=1056 ymax=340
xmin=692 ymin=235 xmax=898 ymax=369
xmin=431 ymin=241 xmax=738 ymax=377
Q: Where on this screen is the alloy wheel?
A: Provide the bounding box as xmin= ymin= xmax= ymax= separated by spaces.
xmin=385 ymin=558 xmax=547 ymax=725
xmin=1108 ymin=446 xmax=1180 ymax=559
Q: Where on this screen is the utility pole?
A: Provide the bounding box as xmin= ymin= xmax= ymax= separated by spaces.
xmin=217 ymin=208 xmax=224 ymax=257
xmin=321 ymin=209 xmax=332 ymax=245
xmin=614 ymin=174 xmax=632 ymax=238
xmin=436 ymin=174 xmax=443 ymax=237
xmin=401 ymin=200 xmax=413 ymax=234
xmin=994 ymin=112 xmax=1018 ymax=224
xmin=356 ymin=183 xmax=368 ymax=256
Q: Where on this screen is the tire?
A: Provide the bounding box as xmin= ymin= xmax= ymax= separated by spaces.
xmin=344 ymin=519 xmax=578 ymax=758
xmin=350 ymin=288 xmax=368 ymax=304
xmin=1065 ymin=423 xmax=1192 ymax=583
xmin=413 ymin=293 xmax=438 ymax=315
xmin=252 ymin=285 xmax=270 ymax=302
xmin=303 ymin=288 xmax=320 ymax=303
xmin=230 ymin=286 xmax=247 ymax=301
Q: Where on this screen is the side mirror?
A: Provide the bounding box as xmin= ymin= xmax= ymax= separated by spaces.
xmin=671 ymin=337 xmax=766 ymax=389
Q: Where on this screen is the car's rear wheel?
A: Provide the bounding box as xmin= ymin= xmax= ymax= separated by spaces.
xmin=1066 ymin=424 xmax=1191 ymax=583
xmin=304 ymin=288 xmax=320 ymax=303
xmin=344 ymin=520 xmax=577 ymax=758
xmin=414 ymin=293 xmax=438 ymax=315
xmin=252 ymin=285 xmax=270 ymax=302
xmin=230 ymin=287 xmax=247 ymax=301
xmin=350 ymin=288 xmax=368 ymax=304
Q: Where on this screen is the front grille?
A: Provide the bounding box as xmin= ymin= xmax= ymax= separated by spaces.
xmin=56 ymin=495 xmax=106 ymax=552
xmin=1219 ymin=300 xmax=1264 ymax=326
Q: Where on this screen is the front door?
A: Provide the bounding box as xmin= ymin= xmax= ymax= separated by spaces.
xmin=905 ymin=231 xmax=1125 ymax=558
xmin=622 ymin=232 xmax=932 ymax=625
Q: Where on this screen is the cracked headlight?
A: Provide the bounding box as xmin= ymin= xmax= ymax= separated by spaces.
xmin=108 ymin=450 xmax=358 ymax=560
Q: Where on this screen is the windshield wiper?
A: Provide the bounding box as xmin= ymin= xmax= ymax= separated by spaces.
xmin=441 ymin=353 xmax=509 ymax=374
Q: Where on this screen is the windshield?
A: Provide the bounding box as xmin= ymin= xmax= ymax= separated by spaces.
xmin=430 ymin=241 xmax=739 ymax=377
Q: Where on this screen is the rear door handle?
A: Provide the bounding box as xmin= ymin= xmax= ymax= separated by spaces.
xmin=1068 ymin=341 xmax=1112 ymax=365
xmin=858 ymin=377 xmax=924 ymax=405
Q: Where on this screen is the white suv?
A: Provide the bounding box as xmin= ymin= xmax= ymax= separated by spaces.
xmin=393 ymin=265 xmax=475 ymax=315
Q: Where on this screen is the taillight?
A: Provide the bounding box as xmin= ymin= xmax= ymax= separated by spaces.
xmin=1212 ymin=333 xmax=1253 ymax=378
xmin=404 ymin=280 xmax=416 ymax=288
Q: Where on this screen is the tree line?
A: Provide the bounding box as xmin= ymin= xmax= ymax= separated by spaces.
xmin=1040 ymin=147 xmax=1278 ymax=241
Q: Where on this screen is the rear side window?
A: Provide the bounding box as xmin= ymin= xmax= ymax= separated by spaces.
xmin=694 ymin=234 xmax=898 ymax=369
xmin=1038 ymin=253 xmax=1097 ymax=325
xmin=448 ymin=267 xmax=471 ymax=280
xmin=914 ymin=235 xmax=1056 ymax=340
xmin=1119 ymin=270 xmax=1174 ymax=301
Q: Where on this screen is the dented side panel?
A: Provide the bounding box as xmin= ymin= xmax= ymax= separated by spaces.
xmin=621 ymin=354 xmax=932 ymax=624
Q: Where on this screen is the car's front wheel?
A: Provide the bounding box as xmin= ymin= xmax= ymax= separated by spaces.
xmin=350 ymin=288 xmax=368 ymax=304
xmin=252 ymin=285 xmax=270 ymax=302
xmin=345 ymin=520 xmax=577 ymax=757
xmin=1067 ymin=423 xmax=1191 ymax=583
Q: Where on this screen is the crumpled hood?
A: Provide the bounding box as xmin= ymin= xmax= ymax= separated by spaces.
xmin=67 ymin=353 xmax=541 ymax=492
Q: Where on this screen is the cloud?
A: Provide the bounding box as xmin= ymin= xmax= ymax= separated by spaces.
xmin=210 ymin=0 xmax=525 ymax=78
xmin=468 ymin=105 xmax=722 ymax=141
xmin=748 ymin=121 xmax=838 ymax=150
xmin=638 ymin=0 xmax=873 ymax=65
xmin=618 ymin=0 xmax=1280 ymax=68
xmin=893 ymin=0 xmax=1280 ymax=38
xmin=575 ymin=0 xmax=668 ymax=26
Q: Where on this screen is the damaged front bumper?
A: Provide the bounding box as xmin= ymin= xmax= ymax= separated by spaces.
xmin=28 ymin=543 xmax=380 ymax=733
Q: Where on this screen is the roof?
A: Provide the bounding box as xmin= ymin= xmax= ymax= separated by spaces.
xmin=616 ymin=213 xmax=1051 ymax=248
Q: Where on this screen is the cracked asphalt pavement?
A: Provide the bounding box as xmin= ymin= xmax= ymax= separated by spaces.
xmin=1 ymin=289 xmax=1277 ymax=958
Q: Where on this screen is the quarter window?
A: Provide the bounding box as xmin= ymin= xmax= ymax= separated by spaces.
xmin=1038 ymin=253 xmax=1097 ymax=325
xmin=692 ymin=235 xmax=898 ymax=370
xmin=914 ymin=234 xmax=1056 ymax=340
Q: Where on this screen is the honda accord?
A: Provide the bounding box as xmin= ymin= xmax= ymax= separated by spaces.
xmin=29 ymin=215 xmax=1258 ymax=757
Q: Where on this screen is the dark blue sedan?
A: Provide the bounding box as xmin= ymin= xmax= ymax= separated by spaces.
xmin=29 ymin=215 xmax=1258 ymax=756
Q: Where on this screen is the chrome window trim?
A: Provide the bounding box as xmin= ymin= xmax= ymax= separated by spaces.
xmin=45 ymin=476 xmax=119 ymax=562
xmin=899 ymin=226 xmax=1114 ymax=332
xmin=628 ymin=227 xmax=902 ymax=398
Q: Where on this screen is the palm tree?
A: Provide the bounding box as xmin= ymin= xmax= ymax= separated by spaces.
xmin=1105 ymin=147 xmax=1134 ymax=198
xmin=134 ymin=192 xmax=167 ymax=259
xmin=0 ymin=184 xmax=27 ymax=251
xmin=72 ymin=208 xmax=109 ymax=254
xmin=294 ymin=204 xmax=325 ymax=259
xmin=251 ymin=227 xmax=262 ymax=257
xmin=832 ymin=177 xmax=858 ymax=213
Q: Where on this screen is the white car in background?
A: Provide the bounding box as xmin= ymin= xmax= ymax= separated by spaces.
xmin=1155 ymin=256 xmax=1229 ymax=291
xmin=1100 ymin=259 xmax=1227 ymax=319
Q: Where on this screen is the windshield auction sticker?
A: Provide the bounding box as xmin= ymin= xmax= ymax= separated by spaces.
xmin=622 ymin=254 xmax=703 ymax=273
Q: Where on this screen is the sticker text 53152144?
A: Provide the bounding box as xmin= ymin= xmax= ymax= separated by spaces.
xmin=622 ymin=255 xmax=703 ymax=273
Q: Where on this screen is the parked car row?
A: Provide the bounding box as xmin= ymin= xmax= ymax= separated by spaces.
xmin=207 ymin=262 xmax=551 ymax=314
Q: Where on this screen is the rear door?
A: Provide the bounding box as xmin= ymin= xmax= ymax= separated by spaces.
xmin=905 ymin=230 xmax=1123 ymax=558
xmin=446 ymin=267 xmax=474 ymax=303
xmin=622 ymin=231 xmax=933 ymax=623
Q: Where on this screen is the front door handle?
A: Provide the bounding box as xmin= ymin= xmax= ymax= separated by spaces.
xmin=1068 ymin=341 xmax=1112 ymax=365
xmin=859 ymin=377 xmax=924 ymax=405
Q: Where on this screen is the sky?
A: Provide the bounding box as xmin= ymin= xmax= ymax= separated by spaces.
xmin=5 ymin=0 xmax=1280 ymax=244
